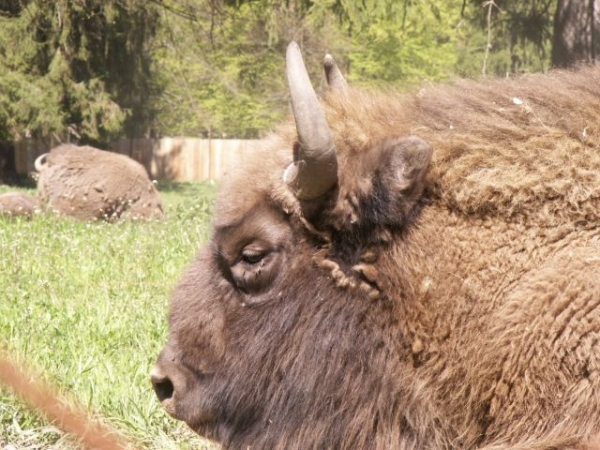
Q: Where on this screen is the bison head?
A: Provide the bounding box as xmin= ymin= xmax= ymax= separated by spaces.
xmin=151 ymin=42 xmax=433 ymax=449
xmin=151 ymin=41 xmax=600 ymax=450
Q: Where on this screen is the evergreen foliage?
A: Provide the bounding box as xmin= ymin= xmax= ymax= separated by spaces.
xmin=0 ymin=0 xmax=160 ymax=147
xmin=0 ymin=0 xmax=565 ymax=144
xmin=457 ymin=0 xmax=556 ymax=76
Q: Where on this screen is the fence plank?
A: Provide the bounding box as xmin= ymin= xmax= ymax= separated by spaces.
xmin=15 ymin=138 xmax=262 ymax=182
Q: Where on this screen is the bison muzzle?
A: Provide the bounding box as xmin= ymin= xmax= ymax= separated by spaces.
xmin=152 ymin=42 xmax=600 ymax=450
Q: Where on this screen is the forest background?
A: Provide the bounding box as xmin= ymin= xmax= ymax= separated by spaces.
xmin=0 ymin=0 xmax=598 ymax=179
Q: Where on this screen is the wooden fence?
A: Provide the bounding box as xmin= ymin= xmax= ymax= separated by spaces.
xmin=15 ymin=138 xmax=263 ymax=182
xmin=112 ymin=138 xmax=263 ymax=181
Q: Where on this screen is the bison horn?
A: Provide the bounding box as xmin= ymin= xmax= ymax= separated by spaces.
xmin=323 ymin=54 xmax=348 ymax=95
xmin=284 ymin=41 xmax=338 ymax=200
xmin=34 ymin=153 xmax=48 ymax=172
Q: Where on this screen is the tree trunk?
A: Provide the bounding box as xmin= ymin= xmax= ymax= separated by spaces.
xmin=551 ymin=0 xmax=600 ymax=67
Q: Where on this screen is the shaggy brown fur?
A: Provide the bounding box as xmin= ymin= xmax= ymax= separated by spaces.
xmin=0 ymin=192 xmax=40 ymax=217
xmin=152 ymin=54 xmax=600 ymax=450
xmin=37 ymin=144 xmax=164 ymax=221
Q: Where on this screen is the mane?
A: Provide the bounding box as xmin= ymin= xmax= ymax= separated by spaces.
xmin=323 ymin=64 xmax=600 ymax=226
xmin=217 ymin=64 xmax=600 ymax=233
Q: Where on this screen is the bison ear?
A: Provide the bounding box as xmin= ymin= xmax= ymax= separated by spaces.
xmin=373 ymin=136 xmax=432 ymax=226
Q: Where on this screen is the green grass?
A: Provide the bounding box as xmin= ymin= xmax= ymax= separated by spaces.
xmin=0 ymin=182 xmax=219 ymax=449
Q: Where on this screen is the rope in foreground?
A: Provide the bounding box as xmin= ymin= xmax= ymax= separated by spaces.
xmin=0 ymin=353 xmax=134 ymax=450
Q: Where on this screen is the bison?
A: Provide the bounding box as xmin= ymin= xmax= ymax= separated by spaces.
xmin=0 ymin=191 xmax=40 ymax=217
xmin=151 ymin=42 xmax=600 ymax=450
xmin=35 ymin=144 xmax=164 ymax=221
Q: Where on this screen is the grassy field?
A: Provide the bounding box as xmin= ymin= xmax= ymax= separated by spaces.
xmin=0 ymin=182 xmax=219 ymax=449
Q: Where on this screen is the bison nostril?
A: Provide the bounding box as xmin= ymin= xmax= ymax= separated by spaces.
xmin=154 ymin=378 xmax=174 ymax=402
xmin=150 ymin=368 xmax=174 ymax=402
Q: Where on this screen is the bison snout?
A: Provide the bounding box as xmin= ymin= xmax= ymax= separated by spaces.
xmin=151 ymin=346 xmax=219 ymax=428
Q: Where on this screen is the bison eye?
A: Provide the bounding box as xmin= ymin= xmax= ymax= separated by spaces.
xmin=241 ymin=248 xmax=266 ymax=265
xmin=228 ymin=245 xmax=280 ymax=298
